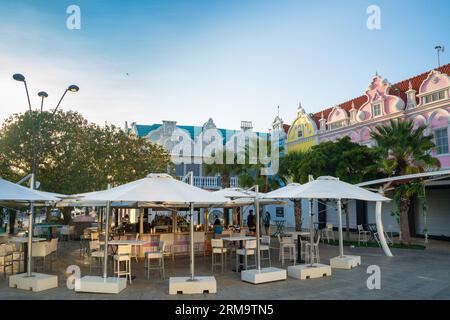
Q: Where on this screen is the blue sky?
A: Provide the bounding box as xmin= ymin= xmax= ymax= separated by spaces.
xmin=1 ymin=0 xmax=449 ymax=132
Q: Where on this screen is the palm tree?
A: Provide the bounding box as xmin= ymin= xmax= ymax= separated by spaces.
xmin=278 ymin=151 xmax=306 ymax=231
xmin=371 ymin=119 xmax=440 ymax=244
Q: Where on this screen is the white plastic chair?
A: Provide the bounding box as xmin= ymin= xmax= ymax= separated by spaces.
xmin=305 ymin=235 xmax=321 ymax=264
xmin=278 ymin=235 xmax=296 ymax=266
xmin=144 ymin=241 xmax=165 ymax=280
xmin=114 ymin=245 xmax=132 ymax=284
xmin=358 ymin=225 xmax=370 ymax=246
xmin=32 ymin=241 xmax=51 ymax=272
xmin=260 ymin=235 xmax=271 ymax=267
xmin=321 ymin=223 xmax=335 ymax=243
xmin=236 ymin=239 xmax=256 ymax=271
xmin=211 ymin=239 xmax=227 ymax=272
xmin=89 ymin=240 xmax=105 ymax=273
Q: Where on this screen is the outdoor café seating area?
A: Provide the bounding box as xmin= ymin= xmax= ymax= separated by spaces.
xmin=0 ymin=174 xmax=394 ymax=295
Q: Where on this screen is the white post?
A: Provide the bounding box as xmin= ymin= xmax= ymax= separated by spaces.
xmin=190 ymin=202 xmax=195 ymax=280
xmin=103 ymin=184 xmax=112 ymax=279
xmin=189 ymin=171 xmax=195 ymax=281
xmin=308 ymin=199 xmax=314 ymax=266
xmin=337 ymin=199 xmax=344 ymax=257
xmin=375 ymin=197 xmax=393 ymax=257
xmin=254 ymin=185 xmax=261 ymax=271
xmin=26 ymin=173 xmax=35 ymax=277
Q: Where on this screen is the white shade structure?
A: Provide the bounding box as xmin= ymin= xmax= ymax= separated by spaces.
xmin=0 ymin=178 xmax=59 ymax=202
xmin=264 ymin=176 xmax=393 ymax=262
xmin=74 ymin=173 xmax=227 ymax=283
xmin=78 ymin=173 xmax=227 ymax=206
xmin=0 ymin=176 xmax=60 ymax=279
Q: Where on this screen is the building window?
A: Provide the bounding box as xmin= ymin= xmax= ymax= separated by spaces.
xmin=435 ymin=128 xmax=449 ymax=155
xmin=328 ymin=120 xmax=348 ymax=131
xmin=297 ymin=125 xmax=303 ymax=138
xmin=423 ymin=90 xmax=446 ymax=104
xmin=372 ymin=104 xmax=381 ymax=117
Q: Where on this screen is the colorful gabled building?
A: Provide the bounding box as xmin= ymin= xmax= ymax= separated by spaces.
xmin=286 ymin=63 xmax=450 ymax=169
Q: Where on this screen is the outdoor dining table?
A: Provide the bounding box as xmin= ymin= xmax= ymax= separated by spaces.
xmin=9 ymin=236 xmax=47 ymax=273
xmin=101 ymin=240 xmax=150 ymax=280
xmin=222 ymin=236 xmax=256 ymax=272
xmin=285 ymin=231 xmax=311 ymax=263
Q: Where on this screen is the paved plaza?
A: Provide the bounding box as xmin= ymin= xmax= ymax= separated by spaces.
xmin=1 ymin=239 xmax=449 ymax=300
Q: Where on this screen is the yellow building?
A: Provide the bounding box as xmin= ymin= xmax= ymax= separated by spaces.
xmin=286 ymin=103 xmax=318 ymax=153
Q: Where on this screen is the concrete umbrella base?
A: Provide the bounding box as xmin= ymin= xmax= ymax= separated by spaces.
xmin=330 ymin=255 xmax=361 ymax=269
xmin=288 ymin=263 xmax=332 ymax=280
xmin=74 ymin=276 xmax=127 ymax=294
xmin=9 ymin=272 xmax=58 ymax=292
xmin=169 ymin=276 xmax=217 ymax=295
xmin=241 ymin=267 xmax=287 ymax=284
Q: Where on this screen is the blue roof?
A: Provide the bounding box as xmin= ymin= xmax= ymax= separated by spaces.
xmin=133 ymin=123 xmax=267 ymax=142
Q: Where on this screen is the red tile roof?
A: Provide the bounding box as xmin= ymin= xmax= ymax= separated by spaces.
xmin=312 ymin=63 xmax=450 ymax=127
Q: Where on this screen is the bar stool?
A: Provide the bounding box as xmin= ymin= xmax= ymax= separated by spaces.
xmin=278 ymin=235 xmax=296 ymax=266
xmin=211 ymin=239 xmax=227 ymax=273
xmin=114 ymin=245 xmax=132 ymax=284
xmin=144 ymin=241 xmax=165 ymax=280
xmin=131 ymin=234 xmax=140 ymax=262
xmin=236 ymin=240 xmax=256 ymax=271
xmin=89 ymin=240 xmax=105 ymax=273
xmin=260 ymin=235 xmax=271 ymax=267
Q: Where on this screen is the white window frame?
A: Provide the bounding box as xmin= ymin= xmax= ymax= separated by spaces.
xmin=372 ymin=103 xmax=382 ymax=117
xmin=434 ymin=127 xmax=449 ymax=155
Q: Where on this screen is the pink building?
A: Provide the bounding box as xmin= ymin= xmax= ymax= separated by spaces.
xmin=308 ymin=63 xmax=450 ymax=168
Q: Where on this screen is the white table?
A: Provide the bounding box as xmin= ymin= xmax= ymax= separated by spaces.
xmin=222 ymin=236 xmax=257 ymax=272
xmin=8 ymin=237 xmax=47 ymax=273
xmin=9 ymin=237 xmax=47 ymax=243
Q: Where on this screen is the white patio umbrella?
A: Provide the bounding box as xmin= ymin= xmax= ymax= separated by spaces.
xmin=0 ymin=176 xmax=60 ymax=276
xmin=264 ymin=176 xmax=392 ymax=263
xmin=77 ymin=173 xmax=227 ymax=280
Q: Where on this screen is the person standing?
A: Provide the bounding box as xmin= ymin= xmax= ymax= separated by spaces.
xmin=264 ymin=211 xmax=271 ymax=236
xmin=213 ymin=214 xmax=222 ymax=238
xmin=247 ymin=210 xmax=256 ymax=235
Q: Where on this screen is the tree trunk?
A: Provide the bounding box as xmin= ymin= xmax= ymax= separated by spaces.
xmin=345 ymin=202 xmax=350 ymax=241
xmin=45 ymin=206 xmax=52 ymax=222
xmin=62 ymin=207 xmax=72 ymax=225
xmin=399 ymin=197 xmax=412 ymax=245
xmin=294 ymin=199 xmax=302 ymax=231
xmin=221 ymin=173 xmax=231 ymax=188
xmin=9 ymin=209 xmax=16 ymax=235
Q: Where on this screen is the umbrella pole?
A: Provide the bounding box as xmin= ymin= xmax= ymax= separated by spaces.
xmin=190 ymin=202 xmax=195 ymax=281
xmin=103 ymin=200 xmax=111 ymax=279
xmin=309 ymin=199 xmax=314 ymax=267
xmin=27 ymin=173 xmax=35 ymax=277
xmin=337 ymin=199 xmax=344 ymax=257
xmin=255 ymin=185 xmax=261 ymax=272
xmin=103 ymin=184 xmax=112 ymax=279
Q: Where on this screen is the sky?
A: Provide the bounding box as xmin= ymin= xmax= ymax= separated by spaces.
xmin=0 ymin=0 xmax=449 ymax=132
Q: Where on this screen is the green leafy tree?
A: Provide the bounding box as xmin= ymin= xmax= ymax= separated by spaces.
xmin=371 ymin=119 xmax=440 ymax=244
xmin=278 ymin=137 xmax=382 ymax=233
xmin=0 ymin=110 xmax=172 ymax=224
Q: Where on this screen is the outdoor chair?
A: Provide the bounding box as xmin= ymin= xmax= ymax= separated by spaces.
xmin=278 ymin=235 xmax=296 ymax=266
xmin=211 ymin=239 xmax=227 ymax=273
xmin=4 ymin=243 xmax=23 ymax=274
xmin=357 ymin=224 xmax=370 ymax=246
xmin=321 ymin=223 xmax=335 ymax=243
xmin=113 ymin=244 xmax=132 ymax=284
xmin=0 ymin=244 xmax=13 ymax=278
xmin=89 ymin=240 xmax=105 ymax=273
xmin=144 ymin=241 xmax=165 ymax=280
xmin=236 ymin=239 xmax=257 ymax=271
xmin=32 ymin=241 xmax=52 ymax=272
xmin=259 ymin=235 xmax=271 ymax=267
xmin=305 ymin=235 xmax=321 ymax=264
xmin=131 ymin=233 xmax=140 ymax=262
xmin=374 ymin=231 xmax=393 ymax=247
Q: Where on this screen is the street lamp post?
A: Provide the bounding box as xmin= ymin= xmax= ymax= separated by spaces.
xmin=12 ymin=73 xmax=79 ymax=275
